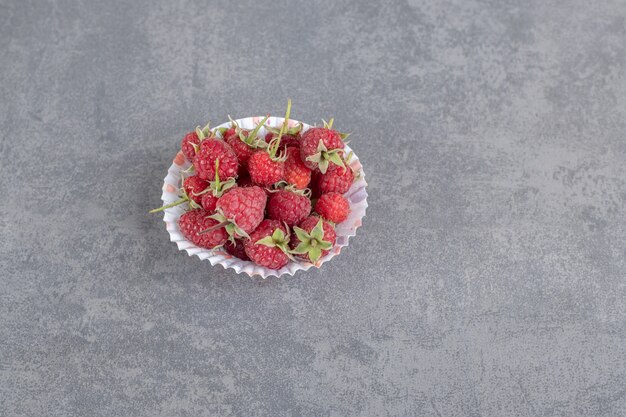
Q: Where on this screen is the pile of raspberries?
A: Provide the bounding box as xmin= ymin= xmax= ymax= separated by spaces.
xmin=152 ymin=100 xmax=356 ymax=269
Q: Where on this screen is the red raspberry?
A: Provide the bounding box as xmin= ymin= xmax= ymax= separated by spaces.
xmin=300 ymin=125 xmax=346 ymax=173
xmin=247 ymin=151 xmax=284 ymax=186
xmin=193 ymin=139 xmax=238 ymax=181
xmin=183 ymin=176 xmax=209 ymax=205
xmin=264 ymin=116 xmax=302 ymax=149
xmin=215 ymin=186 xmax=267 ymax=237
xmin=290 ymin=216 xmax=336 ymax=262
xmin=197 ymin=158 xmax=237 ymax=213
xmin=181 ymin=122 xmax=212 ymax=162
xmin=222 ymin=127 xmax=237 ymax=141
xmin=316 ymin=163 xmax=354 ymax=194
xmin=224 ymin=239 xmax=249 ymax=261
xmin=227 ymin=133 xmax=257 ymax=166
xmin=315 ymin=192 xmax=350 ymax=224
xmin=284 ymin=146 xmax=311 ymax=189
xmin=267 ymin=188 xmax=311 ymax=226
xmin=181 ymin=131 xmax=200 ymax=162
xmin=178 ymin=209 xmax=228 ymax=249
xmin=247 ymin=102 xmax=294 ymax=186
xmin=201 ymin=193 xmax=219 ymax=212
xmin=226 ymin=116 xmax=269 ymax=166
xmin=244 ymin=219 xmax=290 ymax=269
xmin=264 ymin=132 xmax=300 ymax=149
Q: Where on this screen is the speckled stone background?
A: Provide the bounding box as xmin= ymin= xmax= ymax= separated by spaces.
xmin=2 ymin=0 xmax=626 ymax=416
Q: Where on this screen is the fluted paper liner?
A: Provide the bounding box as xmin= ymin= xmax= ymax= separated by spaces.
xmin=159 ymin=117 xmax=368 ymax=278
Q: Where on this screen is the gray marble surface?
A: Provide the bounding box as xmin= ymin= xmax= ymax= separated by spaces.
xmin=2 ymin=0 xmax=626 ymax=416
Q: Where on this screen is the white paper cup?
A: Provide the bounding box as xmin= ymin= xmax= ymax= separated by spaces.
xmin=159 ymin=117 xmax=368 ymax=278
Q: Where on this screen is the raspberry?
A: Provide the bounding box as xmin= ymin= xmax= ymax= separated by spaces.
xmin=247 ymin=101 xmax=295 ymax=186
xmin=193 ymin=139 xmax=238 ymax=180
xmin=227 ymin=134 xmax=256 ymax=167
xmin=316 ymin=162 xmax=354 ymax=194
xmin=315 ymin=192 xmax=350 ymax=224
xmin=290 ymin=216 xmax=336 ymax=262
xmin=181 ymin=122 xmax=212 ymax=162
xmin=222 ymin=127 xmax=237 ymax=141
xmin=264 ymin=116 xmax=302 ymax=149
xmin=200 ymin=159 xmax=237 ymax=213
xmin=224 ymin=239 xmax=249 ymax=261
xmin=181 ymin=131 xmax=200 ymax=162
xmin=248 ymin=151 xmax=284 ymax=186
xmin=226 ymin=116 xmax=269 ymax=166
xmin=284 ymin=146 xmax=311 ymax=189
xmin=178 ymin=209 xmax=228 ymax=249
xmin=227 ymin=134 xmax=255 ymax=166
xmin=299 ymin=121 xmax=347 ymax=173
xmin=244 ymin=219 xmax=290 ymax=269
xmin=201 ymin=193 xmax=219 ymax=212
xmin=214 ymin=186 xmax=267 ymax=238
xmin=183 ymin=176 xmax=209 ymax=205
xmin=267 ymin=188 xmax=311 ymax=226
xmin=264 ymin=132 xmax=300 ymax=149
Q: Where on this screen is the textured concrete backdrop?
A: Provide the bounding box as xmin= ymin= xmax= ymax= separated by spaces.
xmin=2 ymin=0 xmax=626 ymax=416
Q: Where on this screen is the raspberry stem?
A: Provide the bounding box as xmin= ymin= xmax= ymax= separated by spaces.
xmin=149 ymin=197 xmax=188 ymax=213
xmin=238 ymin=114 xmax=270 ymax=147
xmin=198 ymin=221 xmax=229 ymax=235
xmin=268 ymin=99 xmax=291 ymax=160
